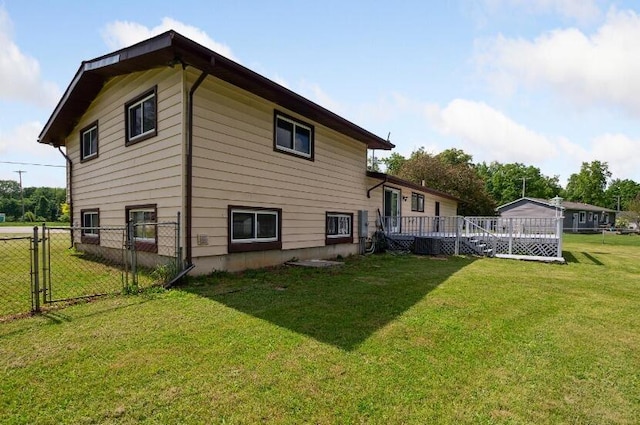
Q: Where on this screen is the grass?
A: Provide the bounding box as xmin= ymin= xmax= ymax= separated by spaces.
xmin=1 ymin=234 xmax=639 ymax=424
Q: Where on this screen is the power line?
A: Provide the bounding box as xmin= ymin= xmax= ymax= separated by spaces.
xmin=1 ymin=161 xmax=65 ymax=168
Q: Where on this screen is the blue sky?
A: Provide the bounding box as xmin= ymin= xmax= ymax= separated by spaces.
xmin=1 ymin=0 xmax=640 ymax=189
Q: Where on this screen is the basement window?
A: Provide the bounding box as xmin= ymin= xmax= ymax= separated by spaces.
xmin=81 ymin=209 xmax=100 ymax=244
xmin=326 ymin=212 xmax=353 ymax=245
xmin=228 ymin=206 xmax=282 ymax=253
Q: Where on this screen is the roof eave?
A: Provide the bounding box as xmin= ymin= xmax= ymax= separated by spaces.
xmin=38 ymin=30 xmax=394 ymax=151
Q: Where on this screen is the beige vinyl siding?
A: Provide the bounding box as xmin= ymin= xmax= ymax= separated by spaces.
xmin=190 ymin=71 xmax=369 ymax=257
xmin=65 ymin=67 xmax=185 ymax=254
xmin=365 ymin=177 xmax=459 ymax=232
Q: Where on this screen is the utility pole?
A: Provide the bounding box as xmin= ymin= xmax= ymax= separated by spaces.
xmin=14 ymin=170 xmax=26 ymax=221
xmin=521 ymin=177 xmax=527 ymax=198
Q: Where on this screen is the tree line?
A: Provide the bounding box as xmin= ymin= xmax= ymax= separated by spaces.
xmin=0 ymin=180 xmax=67 ymax=222
xmin=371 ymin=148 xmax=640 ymax=219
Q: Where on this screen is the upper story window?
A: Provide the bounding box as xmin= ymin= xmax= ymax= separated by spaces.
xmin=411 ymin=193 xmax=425 ymax=212
xmin=80 ymin=122 xmax=98 ymax=161
xmin=228 ymin=206 xmax=282 ymax=253
xmin=274 ymin=111 xmax=314 ymax=160
xmin=125 ymin=87 xmax=157 ymax=145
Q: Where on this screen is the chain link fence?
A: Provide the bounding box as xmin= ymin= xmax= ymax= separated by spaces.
xmin=1 ymin=214 xmax=184 ymax=320
xmin=0 ymin=235 xmax=35 ymax=318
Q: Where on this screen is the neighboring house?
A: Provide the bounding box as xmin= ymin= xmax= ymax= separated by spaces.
xmin=38 ymin=31 xmax=457 ymax=274
xmin=497 ymin=197 xmax=616 ymax=232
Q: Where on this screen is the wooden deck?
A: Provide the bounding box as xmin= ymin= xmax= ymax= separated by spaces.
xmin=381 ymin=216 xmax=564 ymax=261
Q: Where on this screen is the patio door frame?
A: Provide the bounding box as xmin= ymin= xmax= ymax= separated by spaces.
xmin=384 ymin=187 xmax=401 ymax=233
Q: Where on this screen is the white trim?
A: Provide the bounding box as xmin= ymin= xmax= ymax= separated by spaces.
xmin=127 ymin=93 xmax=156 ymax=141
xmin=231 ymin=209 xmax=279 ymax=243
xmin=81 ymin=125 xmax=98 ymax=159
xmin=326 ymin=213 xmax=352 ymax=238
xmin=275 ymin=114 xmax=312 ymax=158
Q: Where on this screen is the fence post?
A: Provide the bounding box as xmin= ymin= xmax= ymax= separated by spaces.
xmin=176 ymin=211 xmax=182 ymax=271
xmin=41 ymin=223 xmax=48 ymax=303
xmin=32 ymin=226 xmax=40 ymax=313
xmin=126 ymin=220 xmax=138 ymax=292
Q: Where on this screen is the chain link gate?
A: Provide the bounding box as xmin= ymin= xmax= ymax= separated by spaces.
xmin=0 ymin=213 xmax=184 ymax=319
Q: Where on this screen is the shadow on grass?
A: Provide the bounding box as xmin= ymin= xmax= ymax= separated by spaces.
xmin=581 ymin=252 xmax=604 ymax=266
xmin=563 ymin=251 xmax=578 ymax=264
xmin=181 ymin=254 xmax=475 ymax=351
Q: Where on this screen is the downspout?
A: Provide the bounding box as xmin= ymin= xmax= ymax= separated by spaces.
xmin=367 ymin=175 xmax=388 ymax=198
xmin=58 ymin=146 xmax=73 ymax=246
xmin=186 ymin=70 xmax=209 ymax=266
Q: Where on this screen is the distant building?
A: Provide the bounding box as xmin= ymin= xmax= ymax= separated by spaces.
xmin=497 ymin=197 xmax=616 ymax=232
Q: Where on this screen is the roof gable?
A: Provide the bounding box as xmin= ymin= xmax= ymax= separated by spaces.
xmin=39 ymin=31 xmax=394 ymax=151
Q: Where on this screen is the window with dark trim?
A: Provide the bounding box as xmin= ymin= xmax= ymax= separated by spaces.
xmin=274 ymin=111 xmax=314 ymax=160
xmin=80 ymin=121 xmax=98 ymax=161
xmin=228 ymin=206 xmax=282 ymax=253
xmin=81 ymin=208 xmax=100 ymax=244
xmin=588 ymin=212 xmax=593 ymax=222
xmin=579 ymin=211 xmax=586 ymax=223
xmin=326 ymin=212 xmax=353 ymax=245
xmin=125 ymin=86 xmax=157 ymax=145
xmin=126 ymin=204 xmax=157 ymax=253
xmin=411 ymin=192 xmax=425 ymax=212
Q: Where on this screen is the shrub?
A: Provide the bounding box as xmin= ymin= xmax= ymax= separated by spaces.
xmin=24 ymin=211 xmax=36 ymax=222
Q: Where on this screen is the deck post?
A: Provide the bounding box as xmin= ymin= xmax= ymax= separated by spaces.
xmin=455 ymin=216 xmax=460 ymax=255
xmin=508 ymin=218 xmax=513 ymax=255
xmin=556 ymin=217 xmax=563 ymax=258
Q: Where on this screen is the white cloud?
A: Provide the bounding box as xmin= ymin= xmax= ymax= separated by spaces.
xmin=589 ymin=133 xmax=640 ymax=180
xmin=298 ymin=80 xmax=344 ymax=114
xmin=0 ymin=121 xmax=59 ymax=158
xmin=0 ymin=7 xmax=60 ymax=108
xmin=101 ymin=17 xmax=236 ymax=61
xmin=482 ymin=0 xmax=602 ymax=24
xmin=426 ymin=99 xmax=558 ymax=163
xmin=477 ymin=8 xmax=640 ymax=116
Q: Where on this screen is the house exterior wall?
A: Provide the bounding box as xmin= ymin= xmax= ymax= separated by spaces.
xmin=365 ymin=177 xmax=458 ymax=229
xmin=64 ymin=67 xmax=185 ymax=257
xmin=563 ymin=209 xmax=613 ymax=232
xmin=188 ymin=71 xmax=369 ymax=273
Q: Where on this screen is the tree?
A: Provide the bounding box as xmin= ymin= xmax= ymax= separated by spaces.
xmin=437 ymin=148 xmax=473 ymax=167
xmin=397 ymin=148 xmax=496 ymax=215
xmin=476 ymin=161 xmax=562 ymax=207
xmin=604 ymin=179 xmax=640 ymax=211
xmin=565 ymin=161 xmax=611 ymax=206
xmin=381 ymin=152 xmax=406 ymax=175
xmin=622 ymin=195 xmax=640 ymax=229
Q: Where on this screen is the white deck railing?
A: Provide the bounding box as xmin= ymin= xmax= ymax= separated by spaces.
xmin=380 ymin=215 xmax=563 ymax=258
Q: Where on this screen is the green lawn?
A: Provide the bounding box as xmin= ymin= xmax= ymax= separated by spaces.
xmin=1 ymin=234 xmax=639 ymax=424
